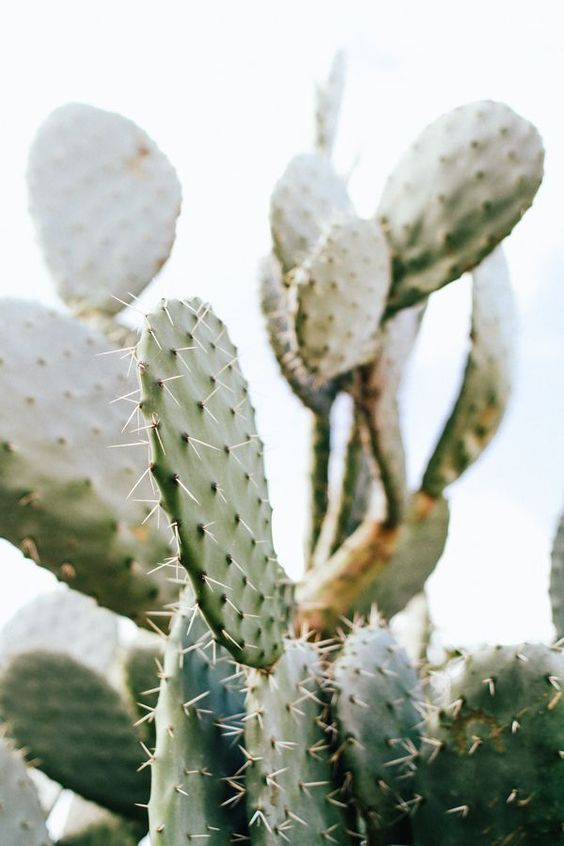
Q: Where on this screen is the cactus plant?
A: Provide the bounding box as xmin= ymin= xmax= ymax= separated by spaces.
xmin=0 ymin=53 xmax=559 ymax=846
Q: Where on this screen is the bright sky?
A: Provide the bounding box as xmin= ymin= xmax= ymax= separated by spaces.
xmin=1 ymin=0 xmax=563 ymax=648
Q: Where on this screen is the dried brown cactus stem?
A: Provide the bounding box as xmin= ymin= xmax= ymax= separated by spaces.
xmin=295 ymin=491 xmax=448 ymax=635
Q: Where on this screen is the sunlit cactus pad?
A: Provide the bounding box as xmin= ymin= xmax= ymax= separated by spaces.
xmin=28 ymin=102 xmax=181 ymax=316
xmin=0 ymin=299 xmax=174 ymax=622
xmin=136 ymin=298 xmax=290 ymax=667
xmin=244 ymin=639 xmax=355 ymax=844
xmin=379 ymin=100 xmax=544 ymax=311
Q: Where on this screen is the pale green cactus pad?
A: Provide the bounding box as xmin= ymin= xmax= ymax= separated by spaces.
xmin=378 ymin=100 xmax=544 ymax=312
xmin=332 ymin=623 xmax=423 ymax=841
xmin=244 ymin=639 xmax=355 ymax=845
xmin=0 ymin=651 xmax=149 ymax=819
xmin=414 ymin=643 xmax=564 ymax=845
xmin=355 ymin=305 xmax=424 ymax=527
xmin=136 ymin=297 xmax=290 ymax=668
xmin=295 ymin=216 xmax=391 ymax=382
xmin=28 ymin=102 xmax=181 ymax=316
xmin=270 ymin=153 xmax=352 ymax=271
xmin=259 ymin=252 xmax=337 ymax=414
xmin=314 ymin=51 xmax=346 ymax=157
xmin=0 ymin=300 xmax=175 ymax=622
xmin=148 ymin=587 xmax=247 ymax=844
xmin=422 ymin=247 xmax=515 ymax=496
xmin=0 ymin=738 xmax=52 ymax=846
xmin=0 ymin=588 xmax=118 ymax=674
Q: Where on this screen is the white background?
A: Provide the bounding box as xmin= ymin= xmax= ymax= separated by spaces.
xmin=1 ymin=0 xmax=564 ymax=649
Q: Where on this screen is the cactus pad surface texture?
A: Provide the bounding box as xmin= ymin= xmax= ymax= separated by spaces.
xmin=136 ymin=297 xmax=290 ymax=668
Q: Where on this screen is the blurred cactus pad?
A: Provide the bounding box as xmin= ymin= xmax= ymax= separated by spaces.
xmin=0 ymin=53 xmax=561 ymax=846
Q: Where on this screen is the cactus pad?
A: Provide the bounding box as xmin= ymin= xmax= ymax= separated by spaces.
xmin=0 ymin=588 xmax=118 ymax=674
xmin=0 ymin=300 xmax=175 ymax=622
xmin=422 ymin=247 xmax=515 ymax=496
xmin=414 ymin=643 xmax=564 ymax=845
xmin=270 ymin=153 xmax=352 ymax=271
xmin=136 ymin=297 xmax=290 ymax=667
xmin=0 ymin=738 xmax=52 ymax=846
xmin=148 ymin=587 xmax=247 ymax=844
xmin=332 ymin=623 xmax=422 ymax=839
xmin=259 ymin=252 xmax=337 ymax=414
xmin=244 ymin=638 xmax=355 ymax=844
xmin=295 ymin=217 xmax=391 ymax=382
xmin=0 ymin=651 xmax=149 ymax=819
xmin=28 ymin=102 xmax=181 ymax=316
xmin=378 ymin=100 xmax=544 ymax=312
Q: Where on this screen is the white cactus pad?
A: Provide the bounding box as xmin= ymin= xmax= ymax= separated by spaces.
xmin=421 ymin=246 xmax=515 ymax=495
xmin=295 ymin=216 xmax=391 ymax=382
xmin=0 ymin=299 xmax=175 ymax=621
xmin=28 ymin=103 xmax=182 ymax=316
xmin=378 ymin=100 xmax=543 ymax=312
xmin=270 ymin=152 xmax=352 ymax=271
xmin=0 ymin=588 xmax=118 ymax=674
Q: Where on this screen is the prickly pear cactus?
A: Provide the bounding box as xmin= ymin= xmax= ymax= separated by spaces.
xmin=0 ymin=299 xmax=175 ymax=623
xmin=136 ymin=297 xmax=290 ymax=668
xmin=0 ymin=651 xmax=149 ymax=818
xmin=148 ymin=587 xmax=247 ymax=844
xmin=244 ymin=639 xmax=355 ymax=845
xmin=28 ymin=102 xmax=181 ymax=317
xmin=0 ymin=54 xmax=556 ymax=846
xmin=378 ymin=100 xmax=544 ymax=312
xmin=270 ymin=153 xmax=352 ymax=272
xmin=332 ymin=622 xmax=423 ymax=841
xmin=295 ymin=216 xmax=390 ymax=381
xmin=414 ymin=644 xmax=564 ymax=845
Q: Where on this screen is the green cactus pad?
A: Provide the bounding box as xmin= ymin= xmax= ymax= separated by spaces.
xmin=245 ymin=638 xmax=355 ymax=845
xmin=136 ymin=297 xmax=290 ymax=668
xmin=259 ymin=252 xmax=337 ymax=414
xmin=332 ymin=623 xmax=423 ymax=840
xmin=0 ymin=588 xmax=118 ymax=674
xmin=0 ymin=651 xmax=149 ymax=819
xmin=148 ymin=587 xmax=247 ymax=844
xmin=295 ymin=217 xmax=391 ymax=382
xmin=28 ymin=102 xmax=181 ymax=317
xmin=0 ymin=738 xmax=52 ymax=846
xmin=378 ymin=100 xmax=544 ymax=312
xmin=355 ymin=306 xmax=424 ymax=527
xmin=422 ymin=247 xmax=515 ymax=497
xmin=270 ymin=153 xmax=352 ymax=271
xmin=123 ymin=640 xmax=162 ymax=746
xmin=550 ymin=512 xmax=564 ymax=639
xmin=297 ymin=493 xmax=449 ymax=631
xmin=0 ymin=300 xmax=176 ymax=623
xmin=314 ymin=51 xmax=346 ymax=157
xmin=414 ymin=643 xmax=564 ymax=845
